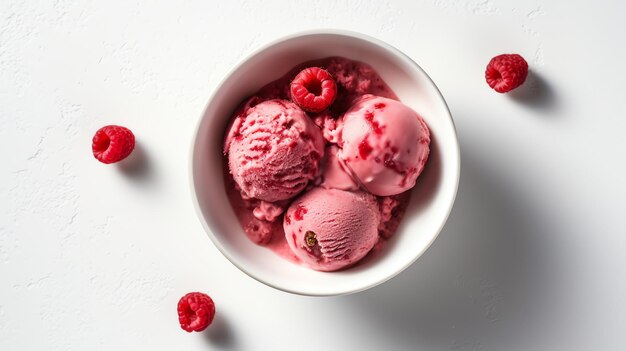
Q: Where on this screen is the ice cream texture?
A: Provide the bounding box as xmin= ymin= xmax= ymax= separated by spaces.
xmin=339 ymin=95 xmax=430 ymax=196
xmin=283 ymin=187 xmax=380 ymax=271
xmin=223 ymin=57 xmax=430 ymax=271
xmin=224 ymin=99 xmax=324 ymax=202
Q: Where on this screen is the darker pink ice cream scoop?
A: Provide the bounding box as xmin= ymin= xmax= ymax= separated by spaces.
xmin=224 ymin=99 xmax=325 ymax=202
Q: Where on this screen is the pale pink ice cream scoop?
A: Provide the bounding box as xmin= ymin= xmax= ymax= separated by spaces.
xmin=338 ymin=95 xmax=430 ymax=196
xmin=224 ymin=99 xmax=324 ymax=202
xmin=283 ymin=187 xmax=380 ymax=271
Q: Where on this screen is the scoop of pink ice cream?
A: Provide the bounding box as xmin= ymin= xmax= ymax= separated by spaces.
xmin=283 ymin=187 xmax=380 ymax=271
xmin=338 ymin=95 xmax=430 ymax=196
xmin=224 ymin=99 xmax=325 ymax=202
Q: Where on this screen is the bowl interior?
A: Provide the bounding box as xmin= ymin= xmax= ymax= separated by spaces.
xmin=191 ymin=32 xmax=459 ymax=296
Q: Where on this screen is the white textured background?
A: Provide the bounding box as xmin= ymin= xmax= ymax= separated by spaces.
xmin=1 ymin=1 xmax=625 ymax=350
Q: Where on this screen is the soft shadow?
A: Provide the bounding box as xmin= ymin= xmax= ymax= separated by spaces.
xmin=202 ymin=313 xmax=238 ymax=350
xmin=117 ymin=143 xmax=158 ymax=187
xmin=346 ymin=135 xmax=442 ymax=270
xmin=509 ymin=70 xmax=558 ymax=113
xmin=407 ymin=133 xmax=442 ymax=215
xmin=337 ymin=144 xmax=562 ymax=350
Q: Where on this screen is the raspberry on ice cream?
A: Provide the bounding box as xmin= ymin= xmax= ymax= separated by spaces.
xmin=224 ymin=99 xmax=325 ymax=202
xmin=338 ymin=95 xmax=430 ymax=196
xmin=290 ymin=67 xmax=337 ymax=113
xmin=283 ymin=187 xmax=380 ymax=271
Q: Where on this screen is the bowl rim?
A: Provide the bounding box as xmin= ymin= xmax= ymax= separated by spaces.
xmin=189 ymin=29 xmax=461 ymax=296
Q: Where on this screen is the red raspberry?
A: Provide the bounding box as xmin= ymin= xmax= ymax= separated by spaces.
xmin=290 ymin=67 xmax=337 ymax=112
xmin=92 ymin=125 xmax=135 ymax=164
xmin=177 ymin=292 xmax=215 ymax=333
xmin=485 ymin=54 xmax=528 ymax=93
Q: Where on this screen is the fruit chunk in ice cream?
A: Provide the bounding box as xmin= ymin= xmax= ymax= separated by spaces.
xmin=338 ymin=95 xmax=430 ymax=196
xmin=224 ymin=99 xmax=325 ymax=202
xmin=283 ymin=187 xmax=380 ymax=271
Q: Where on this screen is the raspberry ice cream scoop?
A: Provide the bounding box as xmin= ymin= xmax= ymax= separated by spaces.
xmin=338 ymin=95 xmax=430 ymax=196
xmin=224 ymin=99 xmax=324 ymax=202
xmin=283 ymin=187 xmax=380 ymax=271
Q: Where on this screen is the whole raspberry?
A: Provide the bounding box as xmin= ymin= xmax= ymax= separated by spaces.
xmin=290 ymin=67 xmax=337 ymax=112
xmin=177 ymin=292 xmax=215 ymax=332
xmin=485 ymin=54 xmax=528 ymax=93
xmin=92 ymin=125 xmax=135 ymax=164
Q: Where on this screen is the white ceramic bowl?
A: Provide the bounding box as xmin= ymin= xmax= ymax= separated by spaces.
xmin=191 ymin=30 xmax=460 ymax=296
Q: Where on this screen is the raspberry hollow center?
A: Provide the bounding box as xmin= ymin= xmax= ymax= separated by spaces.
xmin=182 ymin=304 xmax=197 ymax=321
xmin=491 ymin=69 xmax=502 ymax=81
xmin=93 ymin=134 xmax=111 ymax=152
xmin=304 ymin=79 xmax=323 ymax=96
